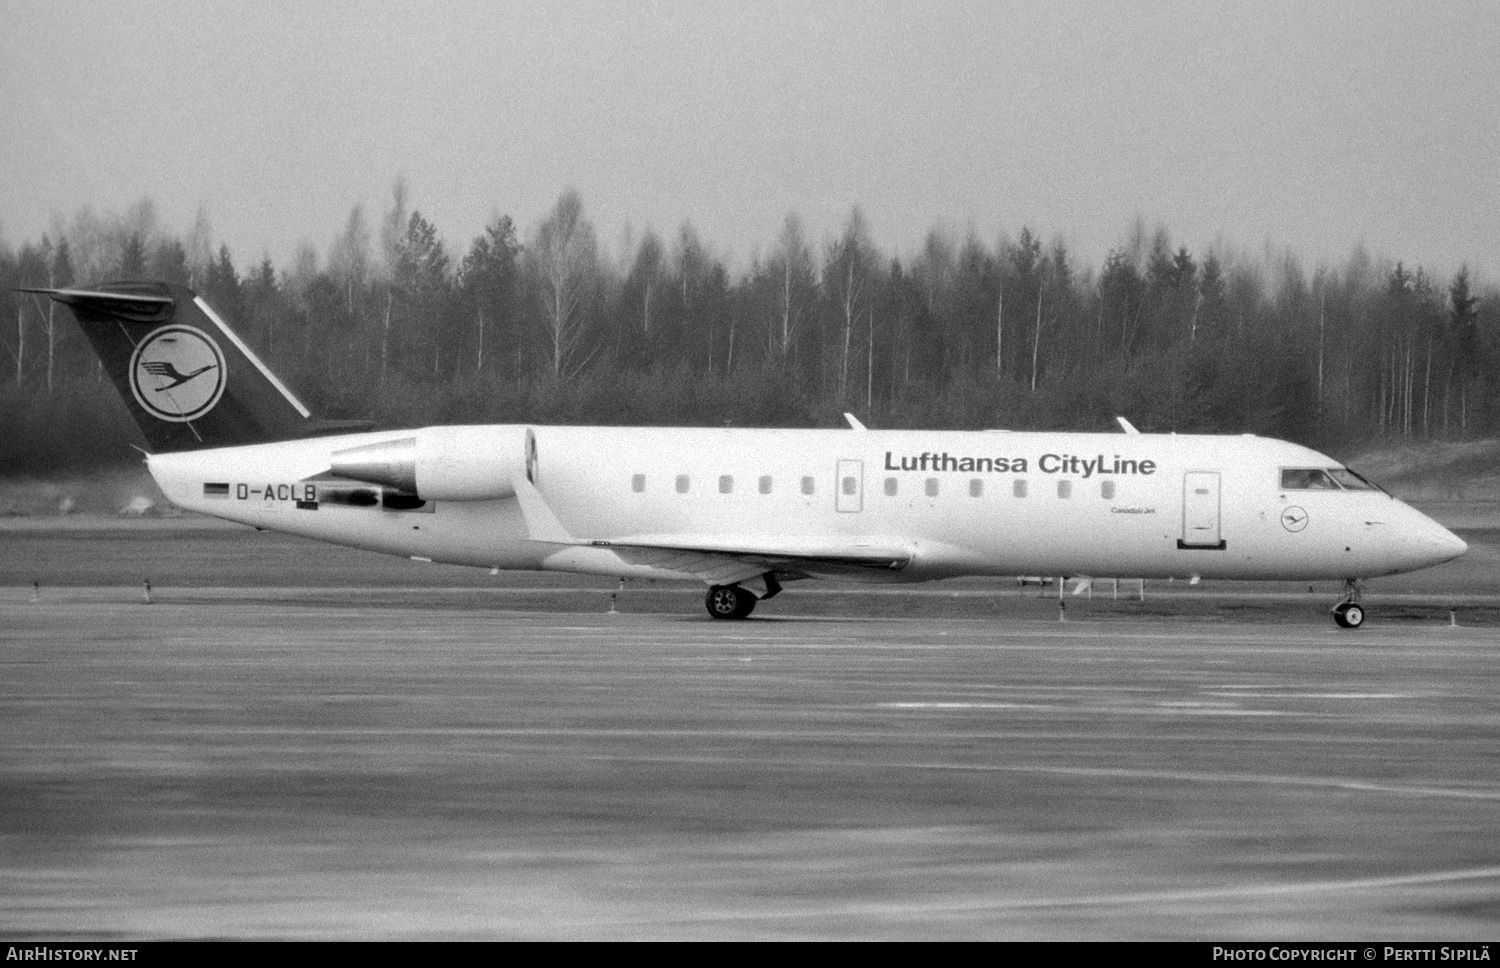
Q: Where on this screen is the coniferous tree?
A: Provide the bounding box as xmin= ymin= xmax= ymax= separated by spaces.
xmin=203 ymin=244 xmax=241 ymax=324
xmin=458 ymin=215 xmax=522 ymax=378
xmin=117 ymin=233 xmax=147 ymax=279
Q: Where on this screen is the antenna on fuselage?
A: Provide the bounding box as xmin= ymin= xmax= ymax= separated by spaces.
xmin=1115 ymin=416 xmax=1140 ymax=435
xmin=844 ymin=413 xmax=867 ymax=431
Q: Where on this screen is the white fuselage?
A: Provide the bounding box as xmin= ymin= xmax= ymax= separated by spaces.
xmin=146 ymin=426 xmax=1466 ymax=585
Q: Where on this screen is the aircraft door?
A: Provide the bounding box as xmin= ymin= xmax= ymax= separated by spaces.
xmin=1180 ymin=471 xmax=1225 ymax=549
xmin=836 ymin=459 xmax=864 ymax=513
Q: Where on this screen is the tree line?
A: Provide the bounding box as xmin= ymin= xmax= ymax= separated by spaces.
xmin=2 ymin=183 xmax=1496 ymax=473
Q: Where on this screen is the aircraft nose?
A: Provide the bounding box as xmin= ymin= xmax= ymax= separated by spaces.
xmin=1429 ymin=525 xmax=1468 ymax=562
xmin=1411 ymin=518 xmax=1467 ymax=567
xmin=1385 ymin=508 xmax=1467 ymax=573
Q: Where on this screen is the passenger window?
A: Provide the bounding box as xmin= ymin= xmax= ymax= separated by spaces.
xmin=1100 ymin=480 xmax=1115 ymax=500
xmin=632 ymin=473 xmax=645 ymax=493
xmin=1057 ymin=480 xmax=1071 ymax=498
xmin=925 ymin=478 xmax=939 ymax=497
xmin=719 ymin=475 xmax=733 ymax=494
xmin=1281 ymin=468 xmax=1339 ymax=490
xmin=1013 ymin=479 xmax=1027 ymax=498
xmin=801 ymin=476 xmax=815 ymax=495
xmin=676 ymin=474 xmax=690 ymax=494
xmin=969 ymin=479 xmax=983 ymax=497
xmin=884 ymin=477 xmax=898 ymax=496
xmin=759 ymin=475 xmax=772 ymax=494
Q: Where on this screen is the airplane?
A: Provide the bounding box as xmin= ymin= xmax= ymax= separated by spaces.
xmin=22 ymin=280 xmax=1468 ymax=628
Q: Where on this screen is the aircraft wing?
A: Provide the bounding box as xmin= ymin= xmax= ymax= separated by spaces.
xmin=588 ymin=533 xmax=907 ymax=565
xmin=593 ymin=534 xmax=910 ymax=583
xmin=511 ymin=475 xmax=910 ymax=583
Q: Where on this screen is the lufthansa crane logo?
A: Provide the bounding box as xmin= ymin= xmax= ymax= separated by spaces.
xmin=129 ymin=325 xmax=226 ymax=422
xmin=1281 ymin=506 xmax=1309 ymax=532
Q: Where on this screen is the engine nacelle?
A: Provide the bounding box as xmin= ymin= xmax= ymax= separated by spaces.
xmin=329 ymin=425 xmax=535 ymax=501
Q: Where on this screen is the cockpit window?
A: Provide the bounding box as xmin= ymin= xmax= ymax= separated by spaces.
xmin=1280 ymin=468 xmax=1340 ymax=490
xmin=1327 ymin=468 xmax=1380 ymax=491
xmin=1281 ymin=467 xmax=1385 ymax=492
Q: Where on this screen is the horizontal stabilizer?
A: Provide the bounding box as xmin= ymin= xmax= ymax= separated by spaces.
xmin=18 ymin=286 xmax=174 ymax=316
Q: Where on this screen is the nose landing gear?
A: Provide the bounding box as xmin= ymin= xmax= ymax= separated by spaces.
xmin=1332 ymin=579 xmax=1365 ymax=628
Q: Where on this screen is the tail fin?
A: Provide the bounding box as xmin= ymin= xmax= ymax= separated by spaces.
xmin=21 ymin=280 xmax=367 ymax=452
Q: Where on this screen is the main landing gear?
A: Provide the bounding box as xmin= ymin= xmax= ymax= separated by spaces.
xmin=704 ymin=575 xmax=782 ymax=620
xmin=705 ymin=584 xmax=757 ymax=620
xmin=1332 ymin=579 xmax=1365 ymax=629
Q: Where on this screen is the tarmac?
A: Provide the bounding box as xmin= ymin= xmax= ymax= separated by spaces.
xmin=3 ymin=578 xmax=1499 ymax=939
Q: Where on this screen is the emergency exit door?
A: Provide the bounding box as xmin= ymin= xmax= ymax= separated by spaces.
xmin=1179 ymin=471 xmax=1225 ymax=549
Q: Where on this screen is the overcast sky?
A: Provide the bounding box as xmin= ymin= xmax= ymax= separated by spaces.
xmin=2 ymin=0 xmax=1497 ymax=281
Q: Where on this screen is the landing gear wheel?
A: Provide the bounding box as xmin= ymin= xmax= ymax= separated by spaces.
xmin=1333 ymin=602 xmax=1365 ymax=629
xmin=706 ymin=584 xmax=756 ymax=620
xmin=1332 ymin=579 xmax=1365 ymax=629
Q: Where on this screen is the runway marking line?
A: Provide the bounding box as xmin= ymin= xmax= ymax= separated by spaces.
xmin=883 ymin=702 xmax=1053 ymax=711
xmin=933 ymin=862 xmax=1500 ymax=910
xmin=913 ymin=761 xmax=1500 ymax=801
xmin=1206 ymin=691 xmax=1411 ymax=700
xmin=674 ymin=863 xmax=1500 ymax=924
xmin=543 ymin=749 xmax=1500 ymax=802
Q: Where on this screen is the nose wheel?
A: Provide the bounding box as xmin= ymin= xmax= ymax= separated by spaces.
xmin=1333 ymin=601 xmax=1365 ymax=628
xmin=706 ymin=584 xmax=757 ymax=620
xmin=1332 ymin=579 xmax=1365 ymax=628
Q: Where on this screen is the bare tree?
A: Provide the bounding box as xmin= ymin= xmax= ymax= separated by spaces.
xmin=377 ymin=178 xmax=412 ymax=384
xmin=768 ymin=214 xmax=814 ymax=362
xmin=824 ymin=207 xmax=877 ymax=400
xmin=12 ymin=286 xmax=22 ymax=386
xmin=60 ymin=205 xmax=111 ymax=283
xmin=328 ymin=203 xmax=371 ymax=315
xmin=629 ymin=229 xmax=664 ymax=338
xmin=529 ymin=188 xmax=599 ymax=378
xmin=381 ymin=177 xmax=411 ymax=277
xmin=185 ymin=205 xmax=214 ymax=288
xmin=41 ymin=236 xmax=73 ymax=390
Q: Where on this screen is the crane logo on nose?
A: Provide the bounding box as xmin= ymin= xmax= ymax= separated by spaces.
xmin=1281 ymin=506 xmax=1309 ymax=532
xmin=129 ymin=325 xmax=226 ymax=422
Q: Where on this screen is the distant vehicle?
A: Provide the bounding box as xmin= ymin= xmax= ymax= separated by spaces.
xmin=26 ymin=281 xmax=1467 ymax=626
